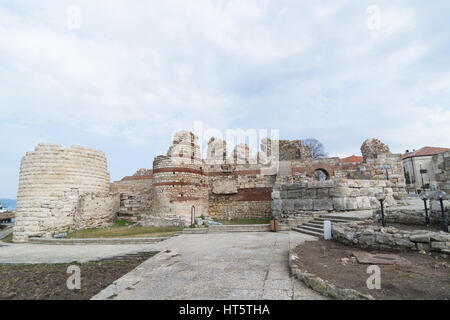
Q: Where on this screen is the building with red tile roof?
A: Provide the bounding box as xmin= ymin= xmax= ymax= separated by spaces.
xmin=402 ymin=146 xmax=450 ymax=191
xmin=402 ymin=147 xmax=450 ymax=160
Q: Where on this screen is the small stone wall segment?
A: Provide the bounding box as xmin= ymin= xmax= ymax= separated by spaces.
xmin=432 ymin=151 xmax=450 ymax=194
xmin=272 ymin=179 xmax=398 ymax=220
xmin=206 ymin=164 xmax=276 ymax=220
xmin=75 ymin=192 xmax=120 ymax=229
xmin=332 ymin=222 xmax=450 ymax=254
xmin=208 ymin=188 xmax=272 ymax=220
xmin=111 ymin=176 xmax=153 ymax=223
xmin=374 ymin=206 xmax=449 ymax=226
xmin=13 ymin=143 xmax=112 ymax=242
xmin=289 ymin=250 xmax=374 ymax=300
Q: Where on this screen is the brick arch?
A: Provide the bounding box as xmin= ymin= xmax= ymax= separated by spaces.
xmin=306 ymin=164 xmax=335 ymax=179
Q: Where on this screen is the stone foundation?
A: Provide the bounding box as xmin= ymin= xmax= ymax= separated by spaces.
xmin=374 ymin=204 xmax=449 ymax=226
xmin=332 ymin=221 xmax=450 ymax=254
xmin=272 ymin=179 xmax=400 ymax=220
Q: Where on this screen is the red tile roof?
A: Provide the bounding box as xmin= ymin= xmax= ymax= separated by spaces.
xmin=402 ymin=147 xmax=450 ymax=160
xmin=341 ymin=155 xmax=363 ymax=163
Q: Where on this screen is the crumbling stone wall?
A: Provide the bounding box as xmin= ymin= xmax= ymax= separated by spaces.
xmin=142 ymin=135 xmax=407 ymax=225
xmin=13 ymin=144 xmax=114 ymax=242
xmin=272 ymin=179 xmax=399 ymax=220
xmin=432 ymin=151 xmax=450 ymax=194
xmin=146 ymin=131 xmax=209 ymax=226
xmin=360 ymin=138 xmax=390 ymax=160
xmin=333 ymin=222 xmax=450 ymax=253
xmin=110 ymin=174 xmax=153 ymax=223
xmin=260 ymin=138 xmax=312 ymax=161
xmin=291 ymin=158 xmax=361 ymax=181
xmin=75 ymin=192 xmax=119 ymax=229
xmin=373 ymin=206 xmax=448 ymax=226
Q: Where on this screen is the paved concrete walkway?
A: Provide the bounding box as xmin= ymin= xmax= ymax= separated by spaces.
xmin=92 ymin=232 xmax=325 ymax=300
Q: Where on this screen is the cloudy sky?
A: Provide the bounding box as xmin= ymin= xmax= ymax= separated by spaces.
xmin=1 ymin=0 xmax=449 ymax=198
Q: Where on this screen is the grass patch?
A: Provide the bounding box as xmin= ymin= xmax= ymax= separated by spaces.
xmin=66 ymin=224 xmax=183 ymax=239
xmin=213 ymin=218 xmax=271 ymax=225
xmin=1 ymin=233 xmax=13 ymax=243
xmin=114 ymin=219 xmax=137 ymax=227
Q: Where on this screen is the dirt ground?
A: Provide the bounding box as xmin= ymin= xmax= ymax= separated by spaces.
xmin=0 ymin=251 xmax=157 ymax=300
xmin=294 ymin=240 xmax=450 ymax=300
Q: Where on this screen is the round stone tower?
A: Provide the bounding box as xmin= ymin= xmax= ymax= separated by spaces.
xmin=149 ymin=131 xmax=209 ymax=226
xmin=13 ymin=143 xmax=111 ymax=242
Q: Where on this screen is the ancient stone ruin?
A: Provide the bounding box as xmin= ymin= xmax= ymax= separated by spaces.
xmin=13 ymin=144 xmax=119 ymax=242
xmin=13 ymin=133 xmax=407 ymax=241
xmin=432 ymin=150 xmax=450 ymax=194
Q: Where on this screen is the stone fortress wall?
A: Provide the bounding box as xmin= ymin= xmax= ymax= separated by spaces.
xmin=13 ymin=143 xmax=118 ymax=242
xmin=110 ymin=170 xmax=153 ymax=223
xmin=112 ymin=134 xmax=407 ymax=226
xmin=271 ymin=139 xmax=407 ymax=220
xmin=13 ymin=135 xmax=408 ymax=240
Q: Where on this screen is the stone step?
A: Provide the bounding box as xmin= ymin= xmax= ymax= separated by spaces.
xmin=292 ymin=227 xmax=323 ymax=238
xmin=28 ymin=237 xmax=170 ymax=245
xmin=208 ymin=224 xmax=271 ymax=233
xmin=300 ymin=224 xmax=324 ymax=233
xmin=208 ymin=224 xmax=290 ymax=233
xmin=319 ymin=213 xmax=369 ymax=221
xmin=315 ymin=217 xmax=354 ymax=223
xmin=307 ymin=221 xmax=324 ymax=227
xmin=183 ymin=228 xmax=209 ymax=234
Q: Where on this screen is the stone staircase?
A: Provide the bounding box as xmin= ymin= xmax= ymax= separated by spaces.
xmin=293 ymin=214 xmax=365 ymax=238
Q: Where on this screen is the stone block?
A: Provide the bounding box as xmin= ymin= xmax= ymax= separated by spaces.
xmin=294 ymin=199 xmax=313 ymax=211
xmin=409 ymin=234 xmax=431 ymax=243
xmin=313 ymin=199 xmax=333 ymax=211
xmin=332 ymin=198 xmax=347 ymax=211
xmin=416 ymin=242 xmax=431 ymax=251
xmin=316 ymin=188 xmax=330 ymax=198
xmin=431 ymin=241 xmax=449 ymax=250
xmin=330 ymin=187 xmax=352 ymax=197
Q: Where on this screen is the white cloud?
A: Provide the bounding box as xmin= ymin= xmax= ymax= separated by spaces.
xmin=0 ymin=0 xmax=449 ymax=196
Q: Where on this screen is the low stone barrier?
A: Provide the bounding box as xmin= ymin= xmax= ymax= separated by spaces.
xmin=289 ymin=249 xmax=374 ymax=300
xmin=373 ymin=201 xmax=449 ymax=226
xmin=332 ymin=221 xmax=450 ymax=254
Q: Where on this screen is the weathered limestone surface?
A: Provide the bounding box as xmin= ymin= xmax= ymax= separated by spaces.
xmin=15 ymin=134 xmax=410 ymax=234
xmin=432 ymin=151 xmax=450 ymax=194
xmin=212 ymin=179 xmax=238 ymax=195
xmin=75 ymin=192 xmax=120 ymax=229
xmin=13 ymin=143 xmax=114 ymax=242
xmin=272 ymin=179 xmax=399 ymax=219
xmin=360 ymin=138 xmax=390 ymax=160
xmin=332 ymin=221 xmax=450 ymax=254
xmin=111 ymin=176 xmax=153 ymax=223
xmin=374 ymin=205 xmax=449 ymax=225
xmin=146 ymin=132 xmax=209 ymax=226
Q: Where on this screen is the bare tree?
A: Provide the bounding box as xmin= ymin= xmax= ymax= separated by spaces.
xmin=302 ymin=138 xmax=329 ymax=159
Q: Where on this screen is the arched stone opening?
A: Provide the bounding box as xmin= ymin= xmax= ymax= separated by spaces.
xmin=312 ymin=169 xmax=330 ymax=181
xmin=306 ymin=164 xmax=334 ymax=180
